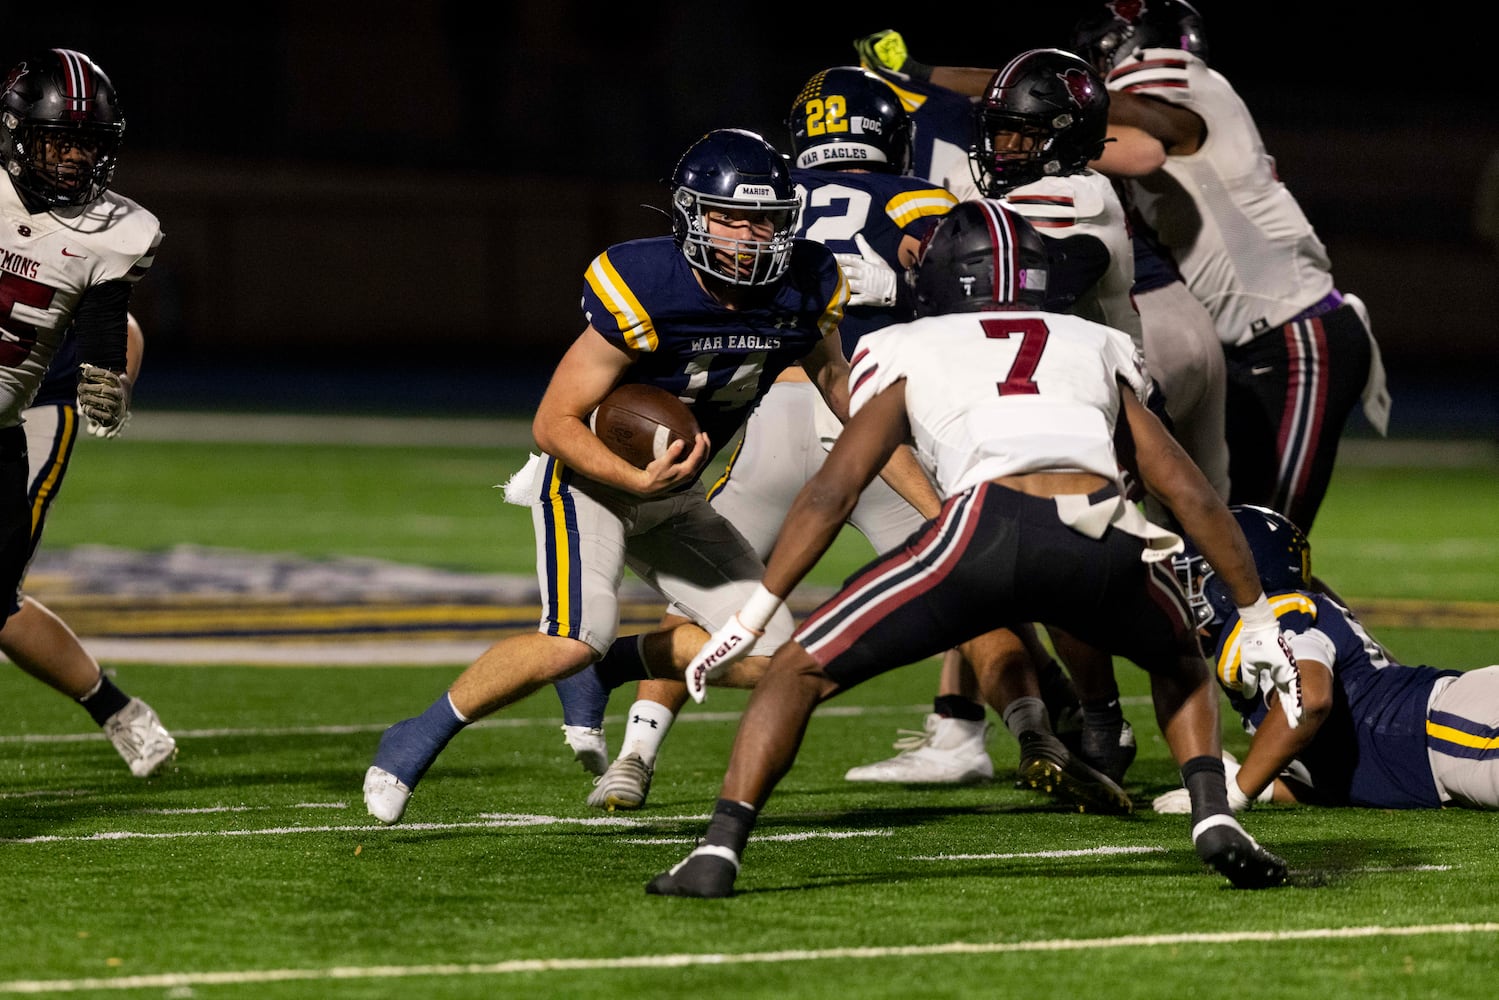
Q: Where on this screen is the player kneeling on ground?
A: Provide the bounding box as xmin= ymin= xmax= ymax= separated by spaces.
xmin=649 ymin=201 xmax=1301 ymax=897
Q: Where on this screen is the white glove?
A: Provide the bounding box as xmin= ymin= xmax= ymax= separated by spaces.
xmin=685 ymin=614 xmax=762 ymax=704
xmin=1151 ymin=752 xmax=1272 ymax=814
xmin=1151 ymin=786 xmax=1191 ymax=815
xmin=1223 ymin=752 xmax=1274 ymax=812
xmin=833 ymin=233 xmax=899 ymax=308
xmin=1236 ymin=596 xmax=1304 ymax=729
xmin=77 ymin=363 xmax=132 ymax=439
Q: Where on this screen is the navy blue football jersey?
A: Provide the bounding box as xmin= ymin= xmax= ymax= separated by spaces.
xmin=792 ymin=167 xmax=955 ymax=349
xmin=863 ymin=65 xmax=978 ymax=197
xmin=1213 ymin=590 xmax=1459 ymax=808
xmin=32 ymin=331 xmax=80 ymax=407
xmin=581 ymin=236 xmax=846 ymax=460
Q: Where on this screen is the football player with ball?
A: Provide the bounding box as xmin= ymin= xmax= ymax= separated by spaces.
xmin=364 ymin=127 xmax=930 ymax=824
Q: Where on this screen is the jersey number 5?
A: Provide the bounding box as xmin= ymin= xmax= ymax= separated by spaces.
xmin=0 ymin=271 xmax=54 ymax=367
xmin=981 ymin=317 xmax=1048 ymax=395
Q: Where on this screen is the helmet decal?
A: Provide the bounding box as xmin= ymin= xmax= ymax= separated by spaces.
xmin=1106 ymin=0 xmax=1147 ymax=23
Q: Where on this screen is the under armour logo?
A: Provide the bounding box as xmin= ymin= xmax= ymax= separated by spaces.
xmin=630 ymin=715 xmax=660 ymax=728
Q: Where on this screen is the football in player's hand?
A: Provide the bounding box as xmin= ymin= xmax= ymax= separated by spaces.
xmin=590 ymin=383 xmax=701 ymax=469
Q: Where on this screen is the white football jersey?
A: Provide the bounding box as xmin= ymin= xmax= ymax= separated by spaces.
xmin=0 ymin=176 xmax=162 ymax=426
xmin=849 ymin=309 xmax=1151 ymax=497
xmin=1107 ymin=50 xmax=1333 ymax=345
xmin=998 ymin=171 xmax=1142 ymax=346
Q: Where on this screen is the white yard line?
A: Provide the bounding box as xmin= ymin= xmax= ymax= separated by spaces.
xmin=6 ymin=700 xmax=1155 ymax=745
xmin=2 ymin=923 xmax=1493 ymax=993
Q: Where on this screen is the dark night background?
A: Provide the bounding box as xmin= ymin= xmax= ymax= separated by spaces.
xmin=8 ymin=4 xmax=1498 ymax=432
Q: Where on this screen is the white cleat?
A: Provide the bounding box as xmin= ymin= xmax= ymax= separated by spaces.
xmin=844 ymin=714 xmax=994 ymax=784
xmin=102 ymin=698 xmax=177 ymax=778
xmin=363 ymin=765 xmax=412 ymax=825
xmin=561 ymin=724 xmax=608 ymax=776
xmin=586 ymin=752 xmax=653 ymax=811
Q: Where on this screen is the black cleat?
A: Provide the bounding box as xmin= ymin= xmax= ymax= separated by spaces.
xmin=1017 ymin=730 xmax=1133 ymax=815
xmin=1194 ymin=817 xmax=1288 ymax=889
xmin=646 ymin=845 xmax=739 ymax=898
xmin=1080 ymin=720 xmax=1138 ymax=786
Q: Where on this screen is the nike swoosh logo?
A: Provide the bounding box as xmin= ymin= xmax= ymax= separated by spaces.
xmin=1251 ymin=365 xmax=1274 ymax=375
xmin=61 ymin=247 xmax=87 ymax=258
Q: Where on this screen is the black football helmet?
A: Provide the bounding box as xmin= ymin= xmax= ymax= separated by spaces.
xmin=0 ymin=49 xmax=125 ymax=209
xmin=909 ymin=199 xmax=1049 ymax=317
xmin=1172 ymin=504 xmax=1312 ymax=636
xmin=970 ymin=48 xmax=1109 ymax=197
xmin=787 ymin=66 xmax=912 ymax=174
xmin=669 ymin=128 xmax=801 ymax=287
xmin=1072 ymin=0 xmax=1209 ymax=76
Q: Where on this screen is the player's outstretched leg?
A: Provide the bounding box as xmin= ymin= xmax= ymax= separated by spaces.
xmin=363 ymin=693 xmax=468 ymax=824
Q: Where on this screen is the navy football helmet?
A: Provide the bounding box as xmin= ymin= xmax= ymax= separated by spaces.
xmin=670 ymin=128 xmax=801 ymax=286
xmin=909 ymin=199 xmax=1049 ymax=317
xmin=970 ymin=48 xmax=1109 ymax=197
xmin=1072 ymin=0 xmax=1209 ymax=76
xmin=787 ymin=66 xmax=912 ymax=174
xmin=1173 ymin=504 xmax=1312 ymax=636
xmin=0 ymin=49 xmax=125 ymax=209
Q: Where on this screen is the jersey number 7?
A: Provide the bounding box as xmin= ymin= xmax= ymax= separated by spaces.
xmin=981 ymin=317 xmax=1048 ymax=395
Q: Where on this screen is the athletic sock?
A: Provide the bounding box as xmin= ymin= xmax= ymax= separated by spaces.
xmin=1181 ymin=754 xmax=1231 ymax=826
xmin=595 ymin=634 xmax=652 ymax=687
xmin=1000 ymin=696 xmax=1049 ymax=740
xmin=704 ymin=798 xmax=758 ymax=856
xmin=932 ymin=694 xmax=986 ymax=722
xmin=553 ymin=665 xmax=612 ymax=729
xmin=372 ymin=692 xmax=469 ymax=788
xmin=620 ymin=699 xmax=676 ymax=767
xmin=79 ymin=674 xmax=131 ymax=726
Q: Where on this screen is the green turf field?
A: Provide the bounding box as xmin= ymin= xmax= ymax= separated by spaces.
xmin=3 ymin=423 xmax=1497 ymax=997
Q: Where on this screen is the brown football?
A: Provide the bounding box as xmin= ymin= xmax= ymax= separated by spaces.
xmin=591 ymin=383 xmax=701 ymax=469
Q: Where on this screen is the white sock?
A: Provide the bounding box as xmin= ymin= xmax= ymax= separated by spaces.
xmin=620 ymin=699 xmax=676 ymax=767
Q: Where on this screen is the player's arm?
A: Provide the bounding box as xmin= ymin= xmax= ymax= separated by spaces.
xmin=1105 ymin=90 xmax=1205 ymax=157
xmin=1089 ymin=124 xmax=1168 ymax=178
xmin=1234 ymin=636 xmax=1335 ymax=804
xmin=1122 ymin=387 xmax=1261 ymax=607
xmin=802 ymin=328 xmax=942 ymax=519
xmin=1122 ymin=383 xmax=1304 ymax=721
xmin=799 ymin=327 xmax=852 ymax=423
xmin=761 ymin=382 xmax=911 ymax=598
xmin=72 ymin=281 xmax=134 ymax=437
xmin=532 ymin=326 xmax=707 ymax=496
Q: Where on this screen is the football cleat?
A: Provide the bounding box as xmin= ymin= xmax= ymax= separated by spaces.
xmin=102 ymin=698 xmax=177 ymax=778
xmin=586 ymin=752 xmax=653 ymax=811
xmin=844 ymin=714 xmax=994 ymax=784
xmin=1193 ymin=815 xmax=1288 ymax=889
xmin=645 ymin=844 xmax=740 ymax=898
xmin=1080 ymin=719 xmax=1138 ymax=786
xmin=363 ymin=766 xmax=412 ymax=825
xmin=561 ymin=724 xmax=608 ymax=776
xmin=1016 ymin=730 xmax=1133 ymax=814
